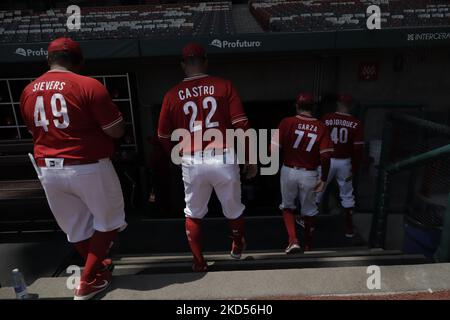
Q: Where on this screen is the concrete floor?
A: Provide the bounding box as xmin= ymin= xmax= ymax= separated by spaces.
xmin=1 ymin=263 xmax=449 ymax=300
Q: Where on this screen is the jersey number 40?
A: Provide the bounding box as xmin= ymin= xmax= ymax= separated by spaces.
xmin=330 ymin=127 xmax=348 ymax=144
xmin=34 ymin=94 xmax=70 ymax=132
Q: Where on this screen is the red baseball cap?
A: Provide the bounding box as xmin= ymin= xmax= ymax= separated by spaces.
xmin=296 ymin=92 xmax=314 ymax=105
xmin=182 ymin=42 xmax=206 ymax=60
xmin=48 ymin=37 xmax=82 ymax=58
xmin=337 ymin=94 xmax=353 ymax=105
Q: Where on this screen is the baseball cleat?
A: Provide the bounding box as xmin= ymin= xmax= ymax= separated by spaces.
xmin=345 ymin=230 xmax=356 ymax=238
xmin=295 ymin=215 xmax=304 ymax=228
xmin=100 ymin=258 xmax=115 ymax=273
xmin=230 ymin=238 xmax=246 ymax=260
xmin=192 ymin=259 xmax=208 ymax=272
xmin=285 ymin=241 xmax=302 ymax=254
xmin=74 ymin=270 xmax=112 ymax=300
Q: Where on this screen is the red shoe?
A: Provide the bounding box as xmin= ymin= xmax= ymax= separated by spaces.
xmin=192 ymin=258 xmax=208 ymax=272
xmin=230 ymin=237 xmax=246 ymax=260
xmin=344 ymin=209 xmax=355 ymax=238
xmin=303 ymin=244 xmax=312 ymax=252
xmin=74 ymin=270 xmax=112 ymax=300
xmin=285 ymin=240 xmax=301 ymax=254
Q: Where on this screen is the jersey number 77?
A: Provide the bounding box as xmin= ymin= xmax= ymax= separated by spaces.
xmin=293 ymin=130 xmax=317 ymax=152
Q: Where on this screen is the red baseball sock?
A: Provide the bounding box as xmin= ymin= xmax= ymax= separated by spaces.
xmin=73 ymin=239 xmax=89 ymax=260
xmin=282 ymin=209 xmax=298 ymax=243
xmin=304 ymin=216 xmax=316 ymax=249
xmin=81 ymin=229 xmax=118 ymax=282
xmin=185 ymin=218 xmax=204 ymax=263
xmin=228 ymin=215 xmax=245 ymax=242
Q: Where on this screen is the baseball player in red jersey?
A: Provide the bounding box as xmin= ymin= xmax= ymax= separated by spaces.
xmin=317 ymin=94 xmax=364 ymax=237
xmin=272 ymin=93 xmax=333 ymax=253
xmin=20 ymin=38 xmax=127 ymax=300
xmin=158 ymin=43 xmax=257 ymax=272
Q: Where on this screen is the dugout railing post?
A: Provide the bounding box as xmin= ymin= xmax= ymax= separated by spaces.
xmin=369 ymin=116 xmax=394 ymax=248
xmin=370 ymin=112 xmax=450 ymax=251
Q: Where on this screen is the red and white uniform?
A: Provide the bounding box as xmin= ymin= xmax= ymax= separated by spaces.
xmin=158 ymin=74 xmax=249 ymax=219
xmin=272 ymin=114 xmax=333 ymax=216
xmin=316 ymin=112 xmax=364 ymax=208
xmin=20 ymin=70 xmax=127 ymax=242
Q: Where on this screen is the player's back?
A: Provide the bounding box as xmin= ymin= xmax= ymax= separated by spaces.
xmin=20 ymin=70 xmax=118 ymax=160
xmin=321 ymin=112 xmax=363 ymax=159
xmin=277 ymin=114 xmax=330 ymax=170
xmin=161 ymin=74 xmax=247 ymax=152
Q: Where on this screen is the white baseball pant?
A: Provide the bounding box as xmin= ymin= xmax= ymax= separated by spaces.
xmin=36 ymin=158 xmax=127 ymax=243
xmin=181 ymin=151 xmax=245 ymax=219
xmin=316 ymin=158 xmax=355 ymax=208
xmin=279 ymin=165 xmax=319 ymax=216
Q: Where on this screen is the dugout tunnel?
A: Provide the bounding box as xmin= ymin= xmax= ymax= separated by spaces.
xmin=0 ymin=43 xmax=449 ymax=258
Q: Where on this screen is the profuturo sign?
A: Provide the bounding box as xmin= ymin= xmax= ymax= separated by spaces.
xmin=14 ymin=47 xmax=48 ymax=57
xmin=209 ymin=39 xmax=262 ymax=49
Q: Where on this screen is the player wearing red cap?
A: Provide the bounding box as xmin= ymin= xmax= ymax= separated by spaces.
xmin=272 ymin=93 xmax=333 ymax=253
xmin=20 ymin=38 xmax=126 ymax=300
xmin=317 ymin=94 xmax=364 ymax=237
xmin=158 ymin=43 xmax=257 ymax=271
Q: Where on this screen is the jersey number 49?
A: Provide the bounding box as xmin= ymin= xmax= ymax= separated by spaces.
xmin=34 ymin=94 xmax=70 ymax=132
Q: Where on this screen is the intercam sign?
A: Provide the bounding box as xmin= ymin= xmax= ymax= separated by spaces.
xmin=407 ymin=32 xmax=450 ymax=42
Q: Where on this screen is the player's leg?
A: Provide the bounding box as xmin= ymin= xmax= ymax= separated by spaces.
xmin=70 ymin=159 xmax=126 ymax=299
xmin=181 ymin=160 xmax=213 ymax=271
xmin=39 ymin=168 xmax=95 ymax=246
xmin=279 ymin=166 xmax=301 ymax=253
xmin=335 ymin=159 xmax=356 ymax=237
xmin=212 ymin=163 xmax=246 ymax=259
xmin=299 ymin=170 xmax=320 ymax=251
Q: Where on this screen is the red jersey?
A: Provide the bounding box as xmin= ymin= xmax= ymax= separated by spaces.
xmin=321 ymin=112 xmax=364 ymax=159
xmin=158 ymin=74 xmax=249 ymax=153
xmin=20 ymin=70 xmax=122 ymax=161
xmin=273 ymin=114 xmax=333 ymax=170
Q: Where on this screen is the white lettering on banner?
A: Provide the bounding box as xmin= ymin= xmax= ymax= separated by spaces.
xmin=210 ymin=39 xmax=262 ymax=49
xmin=407 ymin=32 xmax=450 ymax=41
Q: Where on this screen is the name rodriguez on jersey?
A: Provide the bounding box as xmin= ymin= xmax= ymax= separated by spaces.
xmin=178 ymin=85 xmax=215 ymax=101
xmin=324 ymin=119 xmax=358 ymax=129
xmin=32 ymin=81 xmax=66 ymax=92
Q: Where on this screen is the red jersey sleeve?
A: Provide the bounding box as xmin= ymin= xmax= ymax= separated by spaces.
xmin=271 ymin=119 xmax=285 ymax=149
xmin=354 ymin=121 xmax=364 ymax=145
xmin=319 ymin=126 xmax=334 ymax=155
xmin=157 ymin=93 xmax=174 ymax=140
xmin=227 ymin=81 xmax=249 ymax=131
xmin=157 ymin=93 xmax=175 ymax=155
xmin=86 ymin=79 xmax=123 ymax=130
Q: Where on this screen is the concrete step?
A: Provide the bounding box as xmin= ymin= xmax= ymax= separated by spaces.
xmin=1 ymin=263 xmax=449 ymax=300
xmin=109 ymin=248 xmax=427 ymax=275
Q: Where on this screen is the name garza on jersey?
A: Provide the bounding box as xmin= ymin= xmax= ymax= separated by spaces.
xmin=297 ymin=123 xmax=318 ymax=132
xmin=178 ymin=85 xmax=215 ymax=101
xmin=324 ymin=119 xmax=358 ymax=129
